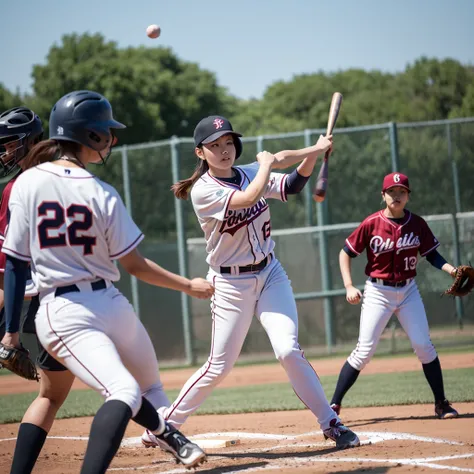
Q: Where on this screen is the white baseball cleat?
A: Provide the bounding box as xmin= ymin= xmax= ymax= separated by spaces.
xmin=142 ymin=424 xmax=206 ymax=468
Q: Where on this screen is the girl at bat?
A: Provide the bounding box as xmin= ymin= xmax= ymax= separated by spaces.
xmin=141 ymin=115 xmax=361 ymax=450
xmin=330 ymin=172 xmax=459 ymax=420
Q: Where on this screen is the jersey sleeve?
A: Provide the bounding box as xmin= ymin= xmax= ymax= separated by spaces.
xmin=265 ymin=172 xmax=288 ymax=202
xmin=191 ymin=180 xmax=236 ymax=222
xmin=105 ymin=190 xmax=144 ymax=260
xmin=2 ymin=183 xmax=31 ymax=262
xmin=345 ymin=222 xmax=368 ymax=256
xmin=419 ymin=218 xmax=440 ymax=256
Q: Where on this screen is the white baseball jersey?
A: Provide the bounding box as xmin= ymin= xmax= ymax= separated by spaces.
xmin=191 ymin=162 xmax=288 ymax=266
xmin=2 ymin=161 xmax=143 ymax=292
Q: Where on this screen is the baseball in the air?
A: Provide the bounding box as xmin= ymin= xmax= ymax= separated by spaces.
xmin=146 ymin=24 xmax=161 ymax=39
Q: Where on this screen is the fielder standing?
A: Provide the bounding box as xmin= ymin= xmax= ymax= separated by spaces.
xmin=330 ymin=172 xmax=459 ymax=419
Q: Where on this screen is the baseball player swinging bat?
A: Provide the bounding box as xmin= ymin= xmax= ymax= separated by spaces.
xmin=312 ymin=92 xmax=343 ymax=202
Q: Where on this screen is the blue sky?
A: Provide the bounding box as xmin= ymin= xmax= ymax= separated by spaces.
xmin=1 ymin=0 xmax=472 ymax=100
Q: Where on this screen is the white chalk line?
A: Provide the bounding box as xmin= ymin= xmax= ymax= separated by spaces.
xmin=109 ymin=431 xmax=473 ymax=473
xmin=107 ymin=453 xmax=474 ymax=473
xmin=2 ymin=431 xmax=473 ymax=473
xmin=120 ymin=430 xmax=464 ymax=448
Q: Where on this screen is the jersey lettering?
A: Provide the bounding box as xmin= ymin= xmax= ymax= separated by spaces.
xmin=218 ymin=198 xmax=269 ymax=236
xmin=369 ymin=232 xmax=421 ymax=255
xmin=38 ymin=202 xmax=96 ymax=255
xmin=346 ymin=211 xmax=439 ymax=280
xmin=261 ymin=220 xmax=271 ymax=241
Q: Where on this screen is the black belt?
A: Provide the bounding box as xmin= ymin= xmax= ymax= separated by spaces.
xmin=55 ymin=279 xmax=107 ymax=297
xmin=370 ymin=277 xmax=411 ymax=288
xmin=220 ymin=255 xmax=270 ymax=275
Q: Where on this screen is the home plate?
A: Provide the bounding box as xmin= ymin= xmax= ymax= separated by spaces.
xmin=190 ymin=438 xmax=240 ymax=449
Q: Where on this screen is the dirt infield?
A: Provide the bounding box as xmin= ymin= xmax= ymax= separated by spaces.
xmin=1 ymin=352 xmax=473 ymax=473
xmin=2 ymin=352 xmax=473 ymax=395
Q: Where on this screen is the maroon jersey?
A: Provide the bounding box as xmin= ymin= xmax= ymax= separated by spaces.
xmin=0 ymin=178 xmax=17 ymax=272
xmin=345 ymin=210 xmax=440 ymax=281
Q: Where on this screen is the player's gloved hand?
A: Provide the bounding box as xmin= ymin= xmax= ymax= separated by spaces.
xmin=1 ymin=332 xmax=21 ymax=349
xmin=0 ymin=332 xmax=39 ymax=381
xmin=315 ymin=134 xmax=333 ymax=155
xmin=257 ymin=151 xmax=276 ymax=168
xmin=345 ymin=285 xmax=362 ymax=305
xmin=187 ymin=278 xmax=215 ymax=299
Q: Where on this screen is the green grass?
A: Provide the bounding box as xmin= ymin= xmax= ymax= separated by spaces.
xmin=1 ymin=367 xmax=473 ymax=425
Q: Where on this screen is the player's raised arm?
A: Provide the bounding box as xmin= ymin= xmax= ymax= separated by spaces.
xmin=227 ymin=151 xmax=275 ymax=210
xmin=272 ymin=135 xmax=333 ymax=170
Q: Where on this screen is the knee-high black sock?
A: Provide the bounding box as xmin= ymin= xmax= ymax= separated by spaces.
xmin=331 ymin=361 xmax=361 ymax=405
xmin=132 ymin=397 xmax=165 ymax=434
xmin=422 ymin=357 xmax=446 ymax=403
xmin=10 ymin=423 xmax=47 ymax=474
xmin=80 ymin=400 xmax=132 ymax=474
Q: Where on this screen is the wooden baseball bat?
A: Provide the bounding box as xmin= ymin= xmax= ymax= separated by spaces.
xmin=312 ymin=92 xmax=343 ymax=202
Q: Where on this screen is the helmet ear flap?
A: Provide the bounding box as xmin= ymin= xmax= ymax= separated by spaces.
xmin=234 ymin=137 xmax=243 ymax=159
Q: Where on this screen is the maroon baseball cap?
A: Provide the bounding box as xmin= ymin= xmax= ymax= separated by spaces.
xmin=382 ymin=172 xmax=410 ymax=192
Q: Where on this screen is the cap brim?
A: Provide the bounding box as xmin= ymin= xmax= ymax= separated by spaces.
xmin=201 ymin=130 xmax=242 ymax=145
xmin=107 ymin=119 xmax=126 ymax=130
xmin=383 ymin=184 xmax=411 ymax=192
xmin=90 ymin=120 xmax=126 ymax=130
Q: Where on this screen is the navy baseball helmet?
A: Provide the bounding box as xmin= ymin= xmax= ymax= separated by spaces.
xmin=49 ymin=90 xmax=126 ymax=152
xmin=0 ymin=107 xmax=43 ymax=177
xmin=193 ymin=115 xmax=243 ymax=159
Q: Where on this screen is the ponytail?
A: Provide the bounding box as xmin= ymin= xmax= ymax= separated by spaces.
xmin=23 ymin=139 xmax=81 ymax=170
xmin=171 ymin=158 xmax=209 ymax=200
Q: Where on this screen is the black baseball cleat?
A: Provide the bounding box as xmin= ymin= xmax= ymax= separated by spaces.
xmin=330 ymin=403 xmax=341 ymax=416
xmin=435 ymin=399 xmax=459 ymax=419
xmin=142 ymin=423 xmax=207 ymax=468
xmin=323 ymin=418 xmax=360 ymax=449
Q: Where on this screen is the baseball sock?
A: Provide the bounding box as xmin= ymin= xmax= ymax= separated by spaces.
xmin=331 ymin=361 xmax=361 ymax=405
xmin=132 ymin=397 xmax=165 ymax=435
xmin=10 ymin=423 xmax=47 ymax=474
xmin=422 ymin=357 xmax=446 ymax=402
xmin=80 ymin=400 xmax=132 ymax=474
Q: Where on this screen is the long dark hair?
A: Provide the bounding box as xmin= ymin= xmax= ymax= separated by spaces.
xmin=23 ymin=139 xmax=82 ymax=169
xmin=171 ymin=156 xmax=209 ymax=200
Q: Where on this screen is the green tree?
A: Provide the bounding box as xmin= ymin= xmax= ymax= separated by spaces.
xmin=0 ymin=84 xmax=21 ymax=112
xmin=29 ymin=33 xmax=230 ymax=144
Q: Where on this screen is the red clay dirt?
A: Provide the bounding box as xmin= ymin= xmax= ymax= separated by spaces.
xmin=0 ymin=352 xmax=473 ymax=473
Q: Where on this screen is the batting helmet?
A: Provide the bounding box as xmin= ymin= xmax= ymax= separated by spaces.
xmin=49 ymin=90 xmax=126 ymax=152
xmin=0 ymin=107 xmax=43 ymax=177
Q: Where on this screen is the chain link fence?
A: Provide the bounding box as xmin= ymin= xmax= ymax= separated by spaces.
xmin=5 ymin=118 xmax=474 ymax=366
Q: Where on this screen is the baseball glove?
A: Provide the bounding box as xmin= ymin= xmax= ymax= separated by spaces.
xmin=0 ymin=343 xmax=39 ymax=381
xmin=444 ymin=265 xmax=474 ymax=297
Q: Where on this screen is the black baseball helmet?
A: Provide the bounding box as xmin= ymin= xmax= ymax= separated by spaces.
xmin=193 ymin=115 xmax=243 ymax=159
xmin=0 ymin=107 xmax=44 ymax=177
xmin=49 ymin=90 xmax=126 ymax=153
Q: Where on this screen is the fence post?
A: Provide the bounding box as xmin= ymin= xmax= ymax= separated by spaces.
xmin=316 ymin=200 xmax=334 ymax=352
xmin=389 ymin=122 xmax=400 ymax=171
xmin=170 ymin=137 xmax=195 ymax=365
xmin=303 ymin=129 xmax=314 ymax=227
xmin=256 ymin=135 xmax=264 ymax=153
xmin=447 ymin=123 xmax=462 ymax=214
xmin=121 ymin=145 xmax=141 ymax=319
xmin=447 ymin=123 xmax=464 ymax=327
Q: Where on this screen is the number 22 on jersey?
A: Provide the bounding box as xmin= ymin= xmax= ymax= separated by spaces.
xmin=37 ymin=202 xmax=96 ymax=255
